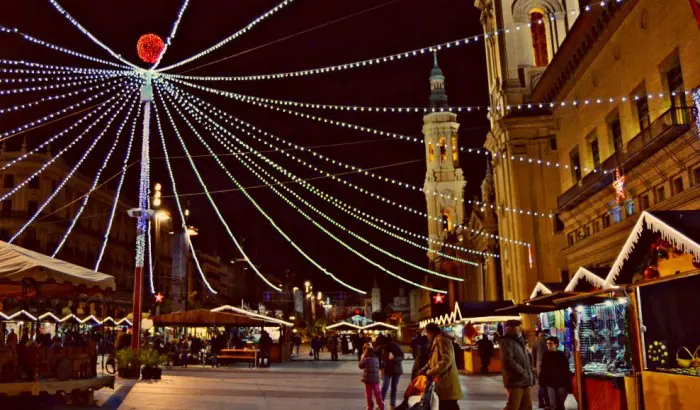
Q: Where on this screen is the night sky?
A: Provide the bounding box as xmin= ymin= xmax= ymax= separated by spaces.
xmin=0 ymin=0 xmax=489 ymax=298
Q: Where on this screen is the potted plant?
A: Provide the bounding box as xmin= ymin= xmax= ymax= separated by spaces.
xmin=115 ymin=348 xmax=139 ymax=379
xmin=139 ymin=348 xmax=166 ymax=380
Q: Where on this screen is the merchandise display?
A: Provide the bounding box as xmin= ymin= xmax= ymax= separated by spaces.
xmin=576 ymin=301 xmax=631 ymax=377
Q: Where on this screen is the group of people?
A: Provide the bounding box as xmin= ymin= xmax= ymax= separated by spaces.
xmin=359 ymin=323 xmax=463 ymax=410
xmin=500 ymin=321 xmax=572 ymax=410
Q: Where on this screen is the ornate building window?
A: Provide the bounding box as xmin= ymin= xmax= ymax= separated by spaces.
xmin=451 ymin=137 xmax=458 ymax=162
xmin=530 ymin=11 xmax=548 ymax=67
xmin=439 ymin=138 xmax=447 ymax=162
xmin=441 ymin=209 xmax=452 ymax=232
xmin=428 ymin=139 xmax=435 ymax=162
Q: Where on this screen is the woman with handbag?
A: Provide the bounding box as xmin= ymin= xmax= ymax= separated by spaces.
xmin=420 ymin=323 xmax=463 ymax=410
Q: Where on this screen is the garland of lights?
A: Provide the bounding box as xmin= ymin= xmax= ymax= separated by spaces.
xmin=159 ymin=0 xmax=620 ymax=81
xmin=0 ymin=91 xmax=127 ymax=174
xmin=152 ymin=99 xmax=215 ymax=295
xmin=168 ymin=83 xmax=550 ymax=219
xmin=158 ymin=88 xmax=371 ymax=294
xmin=52 ymin=98 xmax=138 ymax=256
xmin=47 ymin=0 xmax=138 ymax=69
xmin=134 ymin=99 xmax=152 ymax=271
xmin=166 ymin=84 xmax=503 ymax=257
xmin=95 ymin=103 xmax=142 ymax=270
xmin=0 ymin=77 xmax=135 ymax=139
xmin=150 ymin=0 xmax=190 ymax=69
xmin=156 ymin=92 xmax=280 ymax=292
xmin=0 ymin=90 xmax=132 ymax=203
xmin=0 ymin=74 xmax=123 ymax=96
xmin=155 ymin=0 xmax=295 ymax=72
xmin=0 ymin=77 xmax=124 ymax=115
xmin=0 ymin=67 xmax=125 ymax=77
xmin=172 ymin=76 xmax=668 ymax=179
xmin=0 ymin=25 xmax=126 ymax=68
xmin=175 ymin=92 xmax=469 ymax=281
xmin=9 ymin=91 xmax=135 ymax=243
xmin=0 ymin=58 xmax=129 ymax=74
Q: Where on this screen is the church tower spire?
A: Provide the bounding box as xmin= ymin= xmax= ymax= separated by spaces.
xmin=429 ymin=52 xmax=449 ymax=109
xmin=423 ymin=54 xmax=465 ymax=264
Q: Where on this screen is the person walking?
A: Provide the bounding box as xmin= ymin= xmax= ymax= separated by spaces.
xmin=539 ymin=337 xmax=571 ymax=410
xmin=379 ymin=334 xmax=404 ymax=409
xmin=293 ymin=334 xmax=302 ymax=355
xmin=420 ymin=323 xmax=463 ymax=410
xmin=258 ymin=331 xmax=273 ymax=367
xmin=330 ymin=335 xmax=340 ymax=361
xmin=531 ymin=330 xmax=550 ymax=409
xmin=500 ymin=320 xmax=536 ymax=410
xmin=357 ymin=332 xmax=367 ymax=361
xmin=311 ymin=335 xmax=322 ymax=360
xmin=359 ymin=344 xmax=385 ymax=410
xmin=411 ymin=332 xmax=430 ymax=380
xmin=477 ymin=335 xmax=494 ymax=374
xmin=341 ymin=335 xmax=349 ymax=355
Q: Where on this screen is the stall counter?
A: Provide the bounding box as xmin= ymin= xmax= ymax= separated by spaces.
xmin=641 ymin=371 xmax=697 ymax=410
xmin=581 ymin=374 xmax=627 ymax=410
xmin=462 ymin=348 xmax=502 ymax=374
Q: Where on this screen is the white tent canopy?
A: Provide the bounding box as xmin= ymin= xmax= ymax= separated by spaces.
xmin=0 ymin=241 xmax=115 ymax=290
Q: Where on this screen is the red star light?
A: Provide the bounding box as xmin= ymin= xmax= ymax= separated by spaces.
xmin=433 ymin=293 xmax=445 ymax=304
xmin=154 ymin=293 xmax=164 ymax=303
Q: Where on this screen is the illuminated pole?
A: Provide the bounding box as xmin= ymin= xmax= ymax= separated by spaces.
xmin=129 ymin=72 xmax=154 ymax=352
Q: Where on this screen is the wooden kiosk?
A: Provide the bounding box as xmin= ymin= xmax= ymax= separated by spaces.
xmin=601 ymin=211 xmax=700 ymax=410
xmin=0 ymin=241 xmax=116 ymax=403
xmin=420 ymin=301 xmax=520 ymax=374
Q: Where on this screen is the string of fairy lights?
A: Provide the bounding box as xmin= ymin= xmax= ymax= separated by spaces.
xmin=0 ymin=0 xmax=650 ymax=299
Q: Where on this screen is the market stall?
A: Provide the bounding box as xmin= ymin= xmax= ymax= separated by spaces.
xmin=420 ymin=301 xmax=520 ymax=374
xmin=153 ymin=306 xmax=294 ymax=363
xmin=603 ymin=210 xmax=700 ymax=410
xmin=0 ymin=241 xmax=116 ymax=402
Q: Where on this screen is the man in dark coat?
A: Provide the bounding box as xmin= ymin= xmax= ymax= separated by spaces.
xmin=500 ymin=320 xmax=536 ymax=410
xmin=378 ymin=334 xmax=404 ymax=408
xmin=329 ymin=335 xmax=340 ymax=361
xmin=477 ymin=335 xmax=494 ymax=374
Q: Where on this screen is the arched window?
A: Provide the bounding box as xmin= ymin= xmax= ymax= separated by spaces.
xmin=441 ymin=209 xmax=452 ymax=232
xmin=451 ymin=137 xmax=458 ymax=162
xmin=530 ymin=10 xmax=548 ymax=67
xmin=428 ymin=139 xmax=435 ymax=162
xmin=439 ymin=138 xmax=447 ymax=162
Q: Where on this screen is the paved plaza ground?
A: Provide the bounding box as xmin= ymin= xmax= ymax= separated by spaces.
xmin=10 ymin=349 xmax=577 ymax=409
xmin=80 ymin=348 xmax=577 ymax=410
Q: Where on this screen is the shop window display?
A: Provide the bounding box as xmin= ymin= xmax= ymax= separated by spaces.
xmin=576 ymin=300 xmax=631 ymax=377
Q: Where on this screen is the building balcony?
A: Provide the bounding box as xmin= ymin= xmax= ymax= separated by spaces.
xmin=558 ymin=107 xmax=693 ymax=212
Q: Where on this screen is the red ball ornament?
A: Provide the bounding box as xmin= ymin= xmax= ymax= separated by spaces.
xmin=137 ymin=34 xmax=165 ymax=64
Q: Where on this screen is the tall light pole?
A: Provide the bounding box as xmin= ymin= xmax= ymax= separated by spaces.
xmin=128 ymin=72 xmax=154 ymax=352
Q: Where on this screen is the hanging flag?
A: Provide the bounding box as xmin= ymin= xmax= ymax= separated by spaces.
xmin=690 ymin=0 xmax=700 ymax=28
xmin=528 ymin=245 xmax=534 ymax=269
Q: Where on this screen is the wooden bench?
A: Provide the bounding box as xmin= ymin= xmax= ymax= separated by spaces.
xmin=217 ymin=349 xmax=258 ymax=368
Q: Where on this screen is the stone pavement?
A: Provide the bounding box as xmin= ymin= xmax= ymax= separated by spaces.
xmin=41 ymin=353 xmax=576 ymax=410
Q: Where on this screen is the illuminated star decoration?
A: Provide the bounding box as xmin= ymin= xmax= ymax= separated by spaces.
xmin=137 ymin=34 xmax=165 ymax=64
xmin=613 ymin=168 xmax=627 ymax=205
xmin=154 ymin=292 xmax=164 ymax=303
xmin=433 ymin=293 xmax=445 ymax=304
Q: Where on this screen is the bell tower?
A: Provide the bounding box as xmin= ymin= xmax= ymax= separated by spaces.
xmin=423 ymin=53 xmax=466 ymax=263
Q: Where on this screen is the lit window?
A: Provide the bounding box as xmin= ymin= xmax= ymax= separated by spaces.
xmin=439 ymin=138 xmax=447 ymax=162
xmin=625 ymin=200 xmax=635 ymax=217
xmin=428 ymin=139 xmax=435 ymax=162
xmin=529 ymin=11 xmax=548 ymax=67
xmin=451 ymin=137 xmax=458 ymax=162
xmin=612 ymin=206 xmax=623 ymax=223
